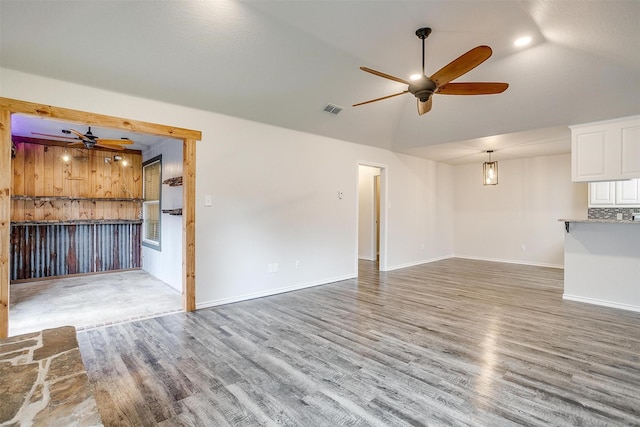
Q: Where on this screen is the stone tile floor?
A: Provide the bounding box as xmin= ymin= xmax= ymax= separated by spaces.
xmin=0 ymin=326 xmax=102 ymax=426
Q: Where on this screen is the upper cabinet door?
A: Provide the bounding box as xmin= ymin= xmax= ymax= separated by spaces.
xmin=573 ymin=129 xmax=608 ymax=181
xmin=621 ymin=125 xmax=640 ymax=179
xmin=589 ymin=181 xmax=616 ymax=206
xmin=615 ymin=179 xmax=640 ymax=206
xmin=571 ymin=115 xmax=640 ymax=182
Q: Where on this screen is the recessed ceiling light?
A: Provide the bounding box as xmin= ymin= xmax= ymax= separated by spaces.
xmin=514 ymin=36 xmax=532 ymax=47
xmin=409 ymin=74 xmax=422 ymax=81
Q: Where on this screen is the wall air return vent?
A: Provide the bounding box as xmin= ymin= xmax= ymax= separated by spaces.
xmin=323 ymin=104 xmax=344 ymax=115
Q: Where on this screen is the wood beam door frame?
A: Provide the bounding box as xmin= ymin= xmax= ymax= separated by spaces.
xmin=0 ymin=97 xmax=202 ymax=337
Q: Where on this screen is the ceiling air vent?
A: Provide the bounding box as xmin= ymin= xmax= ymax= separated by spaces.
xmin=323 ymin=103 xmax=344 ymax=115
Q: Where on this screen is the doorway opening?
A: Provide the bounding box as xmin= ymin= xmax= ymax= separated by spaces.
xmin=357 ymin=162 xmax=387 ymax=272
xmin=0 ymin=97 xmax=201 ymax=337
xmin=8 ymin=134 xmax=185 ymax=335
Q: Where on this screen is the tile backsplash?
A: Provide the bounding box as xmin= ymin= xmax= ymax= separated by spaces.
xmin=588 ymin=207 xmax=639 ymax=220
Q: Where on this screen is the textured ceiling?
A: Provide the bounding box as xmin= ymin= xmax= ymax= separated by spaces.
xmin=1 ymin=0 xmax=639 ymax=163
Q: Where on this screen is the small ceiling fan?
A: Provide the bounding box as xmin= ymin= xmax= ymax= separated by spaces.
xmin=32 ymin=126 xmax=134 ymax=150
xmin=354 ymin=27 xmax=509 ymax=115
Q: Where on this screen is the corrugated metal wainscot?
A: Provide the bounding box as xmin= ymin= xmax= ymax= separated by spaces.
xmin=10 ymin=221 xmax=142 ymax=281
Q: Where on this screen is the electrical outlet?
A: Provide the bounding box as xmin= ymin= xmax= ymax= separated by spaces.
xmin=616 ymin=213 xmax=623 ymax=220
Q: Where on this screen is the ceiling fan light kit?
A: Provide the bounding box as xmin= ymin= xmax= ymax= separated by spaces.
xmin=354 ymin=27 xmax=508 ymax=115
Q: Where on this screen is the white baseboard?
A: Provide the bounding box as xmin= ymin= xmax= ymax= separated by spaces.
xmin=453 ymin=255 xmax=563 ymax=269
xmin=384 ymin=255 xmax=453 ymax=272
xmin=562 ymin=294 xmax=640 ymax=313
xmin=196 ymin=274 xmax=355 ymax=310
xmin=195 ymin=256 xmax=564 ymax=310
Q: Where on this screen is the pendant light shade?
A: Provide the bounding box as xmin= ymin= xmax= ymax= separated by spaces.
xmin=483 ymin=150 xmax=498 ymax=185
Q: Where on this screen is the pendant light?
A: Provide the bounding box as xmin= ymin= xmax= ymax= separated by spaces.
xmin=483 ymin=150 xmax=498 ymax=185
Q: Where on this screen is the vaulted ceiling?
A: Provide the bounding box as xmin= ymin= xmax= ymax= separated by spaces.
xmin=1 ymin=1 xmax=639 ymax=164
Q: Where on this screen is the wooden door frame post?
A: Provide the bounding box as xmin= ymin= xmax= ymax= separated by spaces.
xmin=0 ymin=97 xmax=202 ymax=337
xmin=0 ymin=108 xmax=11 ymax=338
xmin=183 ymin=139 xmax=196 ymax=311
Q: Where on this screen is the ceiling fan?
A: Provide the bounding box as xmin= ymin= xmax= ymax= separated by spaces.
xmin=32 ymin=126 xmax=134 ymax=150
xmin=353 ymin=27 xmax=509 ymax=115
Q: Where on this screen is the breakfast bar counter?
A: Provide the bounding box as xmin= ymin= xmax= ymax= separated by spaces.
xmin=559 ymin=219 xmax=640 ymax=312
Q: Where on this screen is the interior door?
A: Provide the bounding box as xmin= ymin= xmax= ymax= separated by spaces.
xmin=374 ymin=174 xmax=381 ymax=261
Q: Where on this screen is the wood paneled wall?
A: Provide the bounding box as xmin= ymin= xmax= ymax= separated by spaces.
xmin=11 ymin=141 xmax=142 ymax=222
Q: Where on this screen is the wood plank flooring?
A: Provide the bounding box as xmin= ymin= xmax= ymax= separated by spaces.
xmin=76 ymin=259 xmax=640 ymax=426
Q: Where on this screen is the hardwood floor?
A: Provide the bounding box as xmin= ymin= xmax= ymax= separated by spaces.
xmin=76 ymin=259 xmax=640 ymax=426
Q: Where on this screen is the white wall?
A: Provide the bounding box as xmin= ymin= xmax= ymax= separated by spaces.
xmin=141 ymin=140 xmax=183 ymax=291
xmin=2 ymin=68 xmax=455 ymax=308
xmin=358 ymin=165 xmax=380 ymax=260
xmin=563 ymin=222 xmax=640 ymax=312
xmin=453 ymin=153 xmax=587 ymax=267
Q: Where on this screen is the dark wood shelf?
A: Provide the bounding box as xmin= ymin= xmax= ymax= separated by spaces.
xmin=11 ymin=195 xmax=144 ymax=203
xmin=162 ymin=176 xmax=183 ymax=186
xmin=161 ymin=208 xmax=182 ymax=216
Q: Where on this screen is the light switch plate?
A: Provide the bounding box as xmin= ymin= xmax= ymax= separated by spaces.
xmin=205 ymin=195 xmax=212 ymax=207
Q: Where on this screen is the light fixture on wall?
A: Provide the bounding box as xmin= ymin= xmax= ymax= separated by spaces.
xmin=113 ymin=155 xmax=128 ymax=167
xmin=61 ymin=150 xmax=71 ymax=163
xmin=483 ymin=150 xmax=498 ymax=185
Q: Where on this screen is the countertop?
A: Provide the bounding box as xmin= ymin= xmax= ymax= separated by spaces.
xmin=558 ymin=218 xmax=640 ymax=224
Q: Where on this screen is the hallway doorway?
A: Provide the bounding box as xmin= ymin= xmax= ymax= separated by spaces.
xmin=357 ymin=163 xmax=387 ymax=272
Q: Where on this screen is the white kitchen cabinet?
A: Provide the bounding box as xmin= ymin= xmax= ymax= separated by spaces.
xmin=589 ymin=179 xmax=640 ymax=207
xmin=571 ymin=115 xmax=640 ymax=182
xmin=589 ymin=181 xmax=616 ymax=206
xmin=615 ymin=179 xmax=640 ymax=205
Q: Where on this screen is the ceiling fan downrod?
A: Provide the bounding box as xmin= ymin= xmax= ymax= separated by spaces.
xmin=415 ymin=27 xmax=431 ymax=77
xmin=409 ymin=27 xmax=436 ymax=103
xmin=85 ymin=127 xmax=96 ymax=140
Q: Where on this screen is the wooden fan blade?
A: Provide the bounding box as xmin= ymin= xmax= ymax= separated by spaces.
xmin=95 ymin=143 xmax=124 ymax=151
xmin=68 ymin=142 xmax=85 ymax=147
xmin=430 ymin=45 xmax=492 ymax=87
xmin=360 ymin=67 xmax=410 ymax=85
xmin=68 ymin=129 xmax=87 ymax=139
xmin=417 ymin=98 xmax=432 ymax=115
xmin=96 ymin=139 xmax=134 ymax=145
xmin=31 ymin=132 xmax=76 ymax=140
xmin=353 ymin=90 xmax=409 ymax=107
xmin=437 ymin=82 xmax=509 ymax=95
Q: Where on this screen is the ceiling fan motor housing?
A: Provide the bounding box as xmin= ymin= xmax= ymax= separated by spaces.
xmin=408 ymin=78 xmax=437 ymax=102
